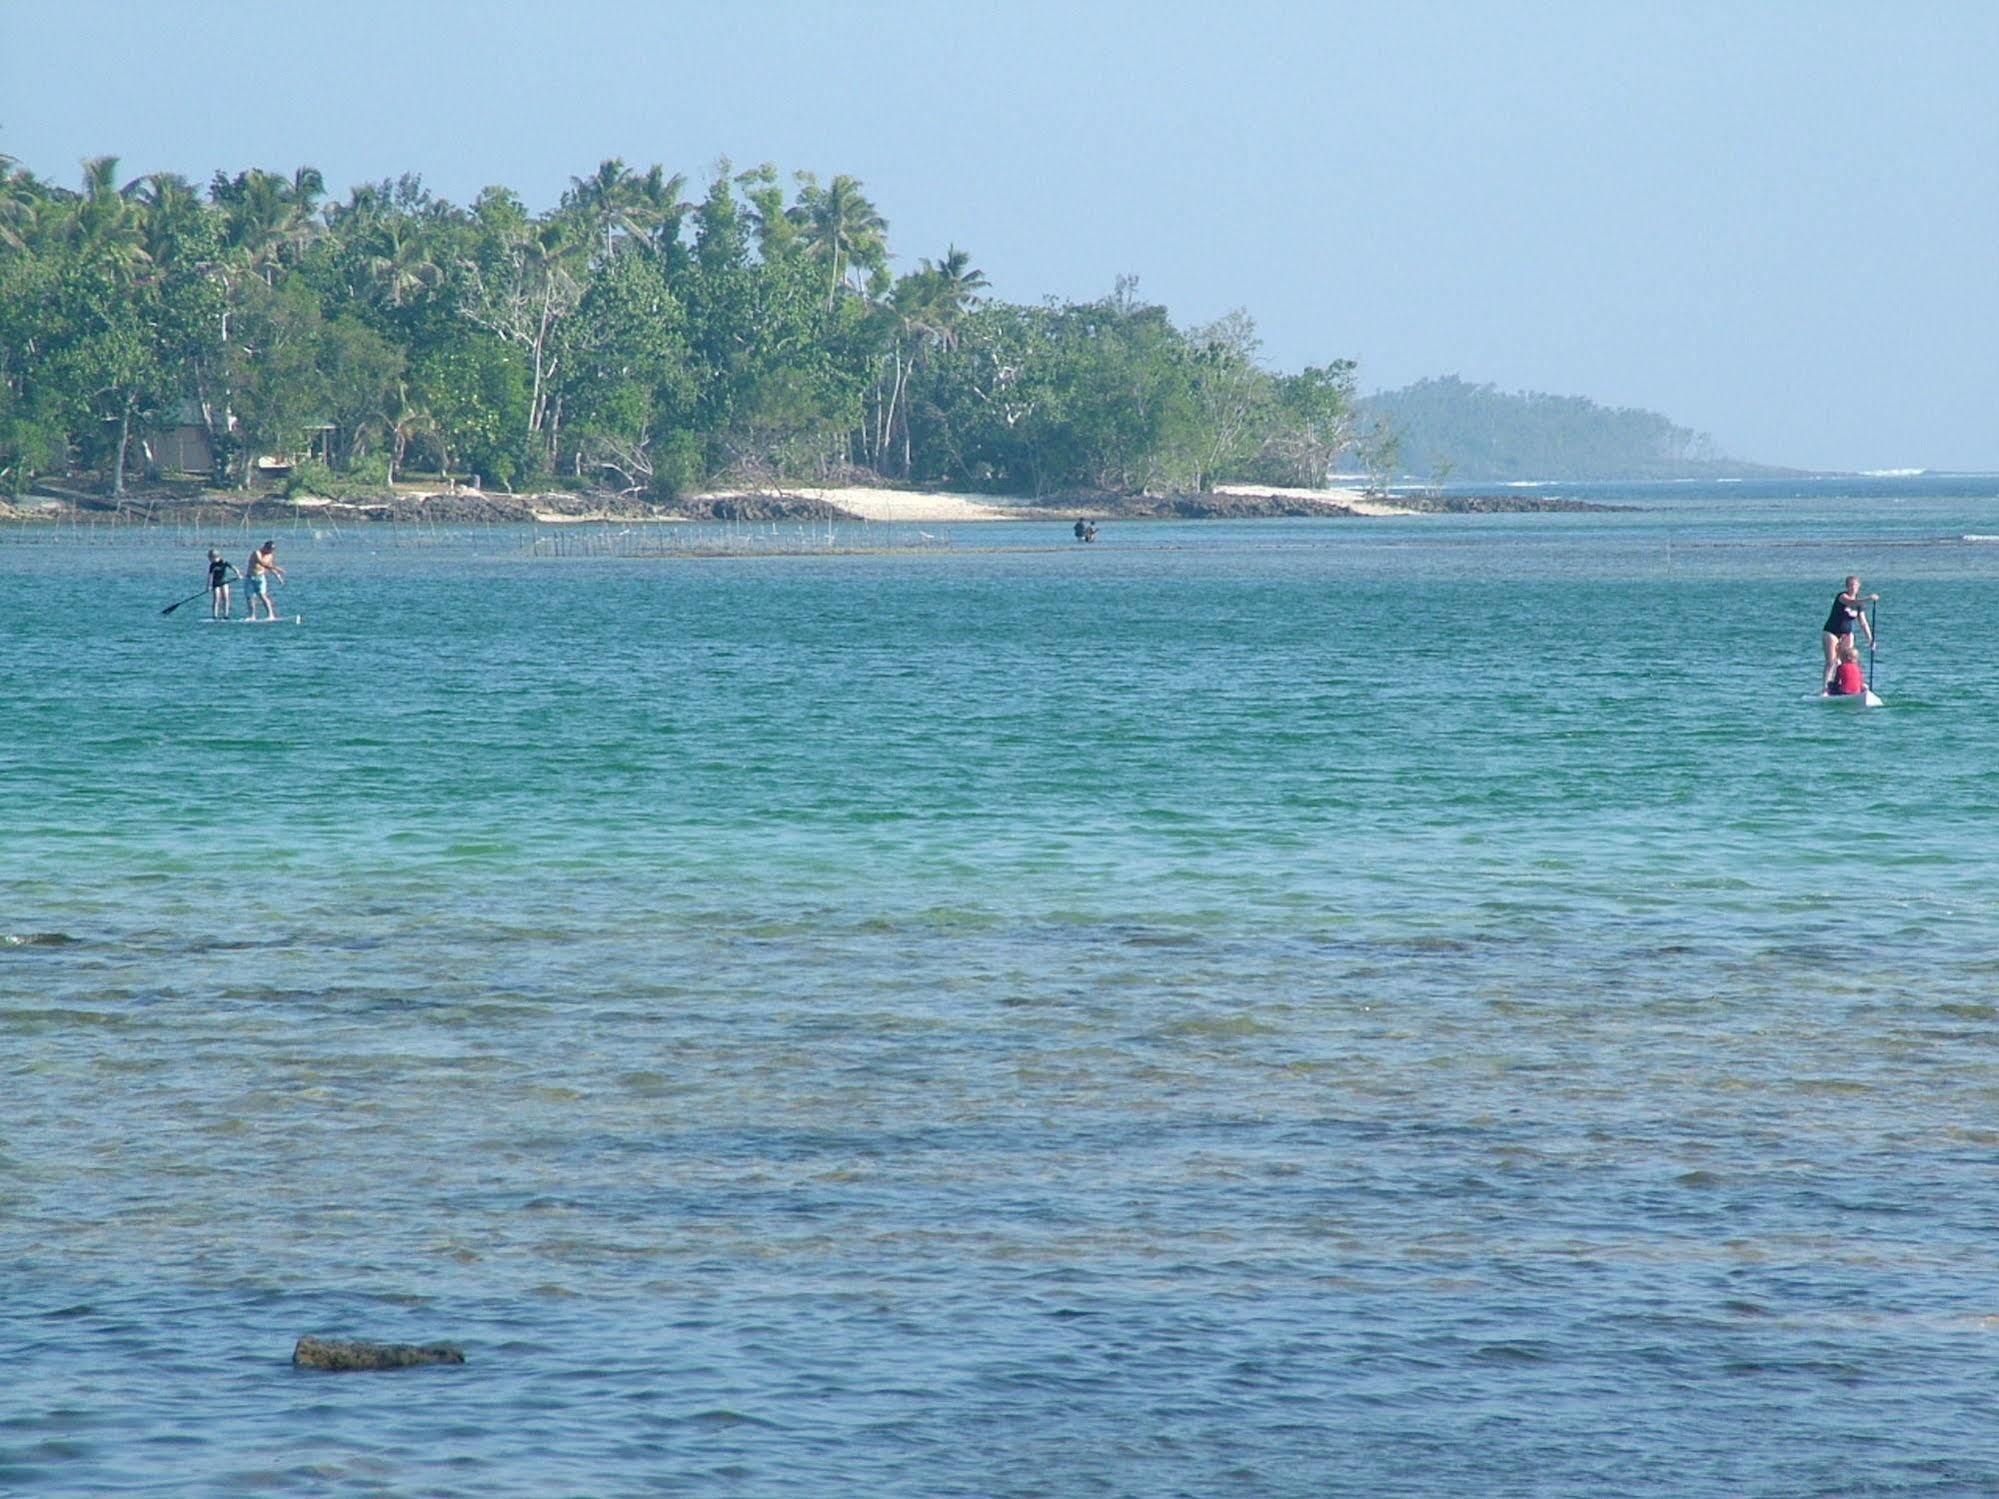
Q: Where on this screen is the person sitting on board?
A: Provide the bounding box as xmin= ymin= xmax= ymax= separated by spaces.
xmin=1821 ymin=575 xmax=1877 ymax=691
xmin=206 ymin=549 xmax=238 ymax=619
xmin=1826 ymin=639 xmax=1866 ymax=697
xmin=244 ymin=541 xmax=285 ymax=621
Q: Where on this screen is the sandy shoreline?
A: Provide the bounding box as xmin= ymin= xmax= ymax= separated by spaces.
xmin=1 ymin=480 xmax=1426 ymax=526
xmin=687 ymin=483 xmax=1419 ymax=523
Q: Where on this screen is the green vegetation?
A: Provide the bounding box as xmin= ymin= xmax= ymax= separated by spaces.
xmin=1360 ymin=375 xmax=1769 ymax=483
xmin=0 ymin=153 xmax=1362 ymax=499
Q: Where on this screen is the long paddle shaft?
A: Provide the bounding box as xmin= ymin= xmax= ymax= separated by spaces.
xmin=164 ymin=563 xmax=239 ymax=616
xmin=1869 ymin=601 xmax=1879 ymax=693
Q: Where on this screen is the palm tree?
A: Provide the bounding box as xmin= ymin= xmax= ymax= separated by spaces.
xmin=790 ymin=173 xmax=888 ymax=309
xmin=134 ymin=173 xmax=206 ymax=271
xmin=279 ymin=165 xmax=325 ymax=265
xmin=627 ymin=163 xmax=689 ymax=256
xmin=386 ymin=383 xmax=437 ymax=484
xmin=53 ymin=160 xmax=161 ymax=497
xmin=213 ymin=166 xmax=323 ymax=284
xmin=366 ymin=218 xmax=442 ymax=308
xmin=565 ymin=157 xmax=637 ymax=261
xmin=290 ymin=165 xmax=326 ymax=210
xmin=911 ymin=245 xmax=988 ymax=349
xmin=0 ymin=157 xmax=53 ymax=254
xmin=566 ymin=158 xmax=689 ymax=261
xmin=872 ymin=247 xmax=986 ymax=473
xmin=324 ymin=180 xmax=389 ymax=248
xmin=66 ymin=155 xmax=151 ymax=276
xmin=216 ymin=169 xmax=294 ymax=284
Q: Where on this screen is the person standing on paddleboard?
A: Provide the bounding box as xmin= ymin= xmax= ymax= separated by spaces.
xmin=245 ymin=541 xmax=285 ymax=621
xmin=206 ymin=549 xmax=238 ymax=619
xmin=1821 ymin=575 xmax=1876 ymax=691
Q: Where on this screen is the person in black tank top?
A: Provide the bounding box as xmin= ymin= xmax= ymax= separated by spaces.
xmin=1821 ymin=574 xmax=1877 ymax=691
xmin=206 ymin=549 xmax=238 ymax=619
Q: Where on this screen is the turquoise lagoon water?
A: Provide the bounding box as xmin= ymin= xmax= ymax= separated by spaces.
xmin=4 ymin=478 xmax=1999 ymax=1495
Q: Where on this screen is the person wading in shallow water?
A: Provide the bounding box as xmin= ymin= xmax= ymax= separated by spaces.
xmin=244 ymin=541 xmax=285 ymax=620
xmin=1821 ymin=575 xmax=1876 ymax=691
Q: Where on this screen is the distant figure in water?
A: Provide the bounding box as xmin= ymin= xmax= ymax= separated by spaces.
xmin=206 ymin=549 xmax=238 ymax=619
xmin=1073 ymin=518 xmax=1098 ymax=543
xmin=1827 ymin=639 xmax=1866 ymax=697
xmin=245 ymin=540 xmax=285 ymax=620
xmin=1821 ymin=575 xmax=1876 ymax=691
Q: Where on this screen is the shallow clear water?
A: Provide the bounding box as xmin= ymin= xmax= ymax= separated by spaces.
xmin=5 ymin=479 xmax=1999 ymax=1495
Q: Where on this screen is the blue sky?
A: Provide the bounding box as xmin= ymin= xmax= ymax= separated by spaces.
xmin=4 ymin=0 xmax=1992 ymax=470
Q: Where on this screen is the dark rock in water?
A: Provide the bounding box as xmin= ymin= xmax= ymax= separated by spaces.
xmin=680 ymin=491 xmax=851 ymax=521
xmin=292 ymin=1336 xmax=466 ymax=1371
xmin=1092 ymin=490 xmax=1358 ymax=519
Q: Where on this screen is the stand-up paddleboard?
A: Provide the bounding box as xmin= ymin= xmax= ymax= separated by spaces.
xmin=200 ymin=615 xmax=302 ymax=625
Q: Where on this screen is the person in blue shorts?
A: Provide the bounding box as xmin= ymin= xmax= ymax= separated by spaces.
xmin=244 ymin=541 xmax=285 ymax=620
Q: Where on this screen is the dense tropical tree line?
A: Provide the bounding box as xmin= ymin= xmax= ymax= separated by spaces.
xmin=0 ymin=153 xmax=1360 ymax=498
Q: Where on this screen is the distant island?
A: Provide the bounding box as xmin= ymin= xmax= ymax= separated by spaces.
xmin=1359 ymin=376 xmax=1793 ymax=483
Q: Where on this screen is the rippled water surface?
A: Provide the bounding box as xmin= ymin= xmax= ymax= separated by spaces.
xmin=6 ymin=479 xmax=1999 ymax=1495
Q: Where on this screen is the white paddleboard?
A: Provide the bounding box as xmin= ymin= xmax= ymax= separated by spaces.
xmin=201 ymin=615 xmax=302 ymax=625
xmin=1810 ymin=689 xmax=1883 ymax=707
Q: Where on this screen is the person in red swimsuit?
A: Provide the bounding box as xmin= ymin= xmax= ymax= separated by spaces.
xmin=1827 ymin=639 xmax=1865 ymax=696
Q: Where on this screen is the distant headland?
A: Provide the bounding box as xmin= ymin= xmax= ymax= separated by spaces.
xmin=1359 ymin=376 xmax=1798 ymax=483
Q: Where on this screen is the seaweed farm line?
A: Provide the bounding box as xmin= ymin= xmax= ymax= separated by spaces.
xmin=522 ymin=517 xmax=960 ymax=558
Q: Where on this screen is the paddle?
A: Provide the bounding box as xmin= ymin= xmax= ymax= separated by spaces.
xmin=1869 ymin=599 xmax=1879 ymax=695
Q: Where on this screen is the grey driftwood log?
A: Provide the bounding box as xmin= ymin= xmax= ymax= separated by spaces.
xmin=292 ymin=1336 xmax=466 ymax=1371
